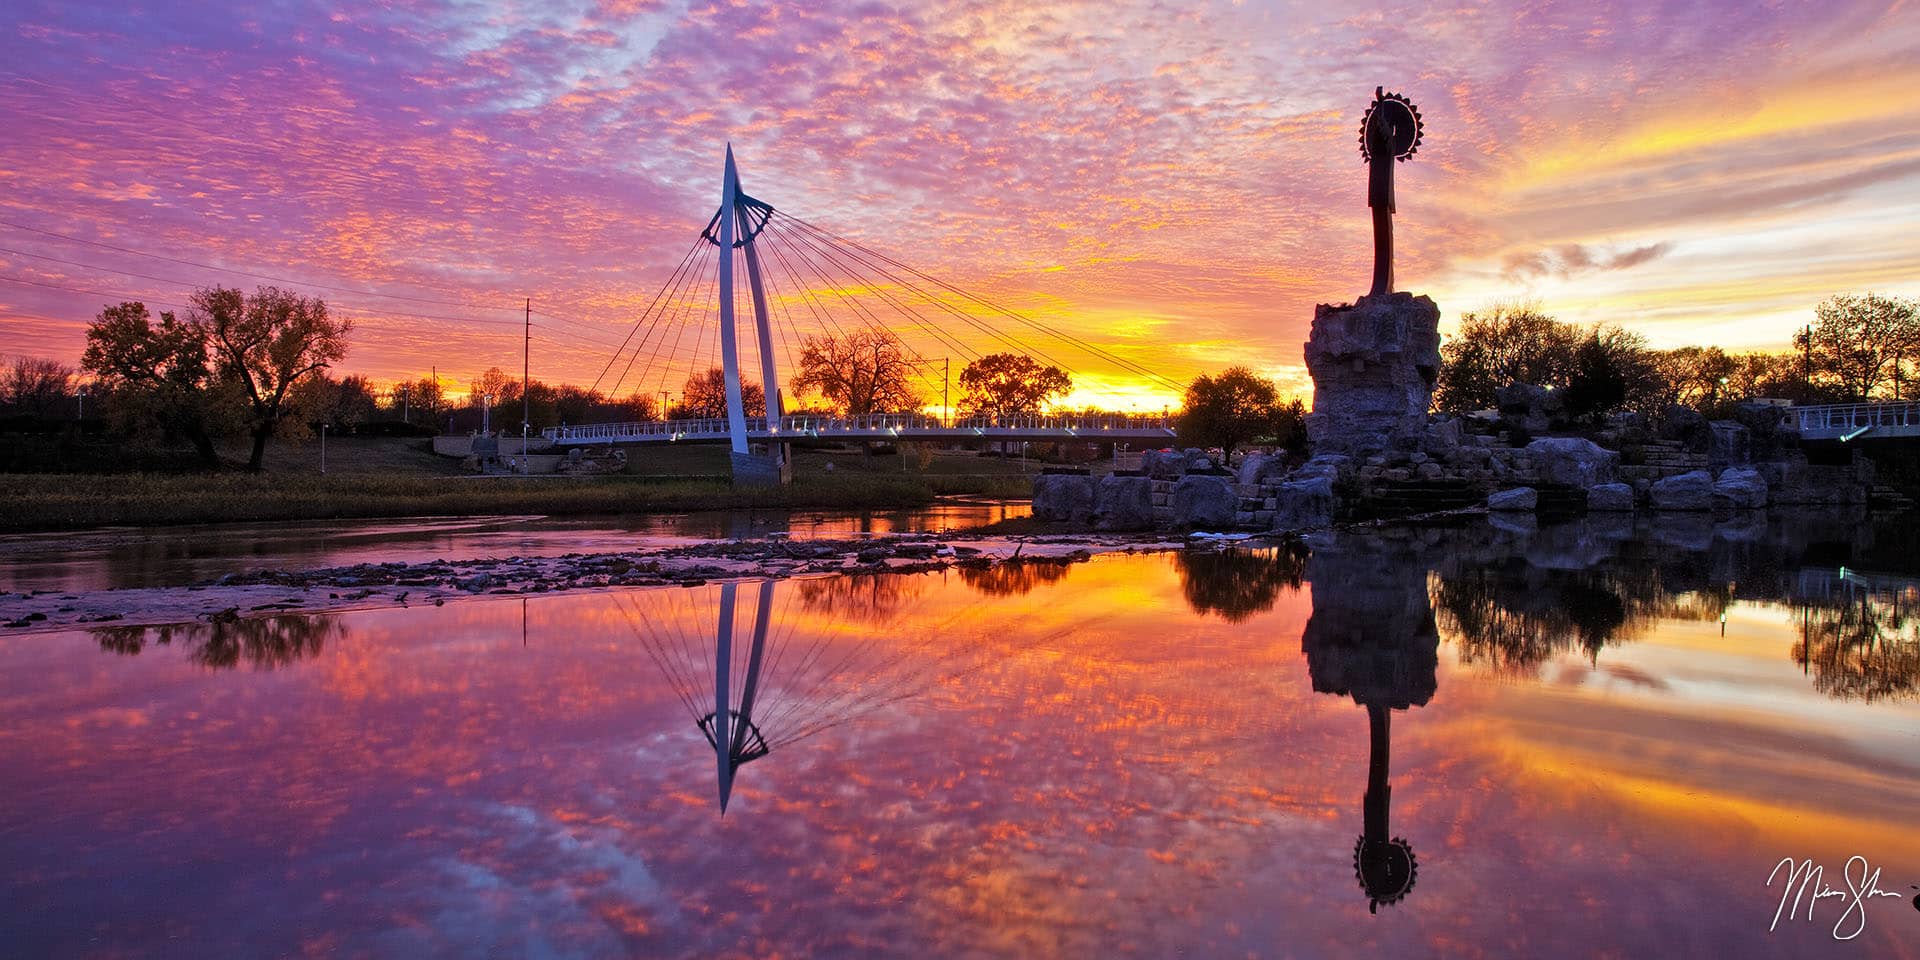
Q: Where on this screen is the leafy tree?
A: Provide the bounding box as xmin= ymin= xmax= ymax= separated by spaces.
xmin=191 ymin=286 xmax=351 ymax=471
xmin=674 ymin=367 xmax=764 ymax=419
xmin=1178 ymin=367 xmax=1295 ymax=460
xmin=81 ymin=301 xmax=223 ymax=466
xmin=1798 ymin=293 xmax=1920 ymax=401
xmin=1176 ymin=544 xmax=1308 ymax=623
xmin=957 ymin=353 xmax=1071 ymax=417
xmin=790 ymin=330 xmax=921 ymax=415
xmin=391 ymin=376 xmax=447 ymax=426
xmin=1562 ymin=325 xmax=1658 ymax=422
xmin=3 ymin=355 xmax=75 ymax=419
xmin=1433 ymin=302 xmax=1578 ymax=411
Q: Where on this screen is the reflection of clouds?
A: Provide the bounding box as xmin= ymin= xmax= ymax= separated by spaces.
xmin=378 ymin=803 xmax=674 ymax=958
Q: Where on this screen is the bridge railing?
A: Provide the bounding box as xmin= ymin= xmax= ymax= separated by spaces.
xmin=1794 ymin=401 xmax=1920 ymax=437
xmin=543 ymin=412 xmax=1175 ymax=442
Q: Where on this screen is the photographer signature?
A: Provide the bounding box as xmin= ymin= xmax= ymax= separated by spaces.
xmin=1767 ymin=856 xmax=1910 ymax=940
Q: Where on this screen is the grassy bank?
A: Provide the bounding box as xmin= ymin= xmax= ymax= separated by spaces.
xmin=0 ymin=437 xmax=1038 ymax=532
xmin=0 ymin=472 xmax=952 ymax=532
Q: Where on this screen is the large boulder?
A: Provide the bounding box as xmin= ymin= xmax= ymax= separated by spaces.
xmin=1292 ymin=454 xmax=1353 ymax=485
xmin=1031 ymin=473 xmax=1096 ymax=523
xmin=1650 ymin=470 xmax=1714 ymax=511
xmin=1171 ymin=474 xmax=1237 ymax=529
xmin=1496 ymin=383 xmax=1564 ymax=435
xmin=1303 ymin=292 xmax=1442 ymax=457
xmin=1237 ymin=451 xmax=1289 ymax=485
xmin=1524 ymin=437 xmax=1619 ymax=488
xmin=1183 ymin=448 xmax=1216 ymax=473
xmin=1657 ymin=405 xmax=1712 ymax=453
xmin=1142 ymin=449 xmax=1184 ymax=479
xmin=1093 ymin=475 xmax=1154 ymax=531
xmin=1586 ymin=482 xmax=1635 ymax=512
xmin=1713 ymin=467 xmax=1768 ymax=510
xmin=1271 ymin=476 xmax=1336 ymax=531
xmin=1708 ymin=420 xmax=1750 ymax=471
xmin=1487 ymin=487 xmax=1538 ymax=512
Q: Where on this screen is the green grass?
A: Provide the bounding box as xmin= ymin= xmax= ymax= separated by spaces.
xmin=0 ymin=437 xmax=1039 ymax=532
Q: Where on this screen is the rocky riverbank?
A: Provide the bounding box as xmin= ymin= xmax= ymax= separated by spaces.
xmin=0 ymin=531 xmax=1187 ymax=634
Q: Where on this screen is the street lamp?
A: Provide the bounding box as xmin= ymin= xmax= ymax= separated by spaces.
xmin=320 ymin=423 xmax=328 ymax=475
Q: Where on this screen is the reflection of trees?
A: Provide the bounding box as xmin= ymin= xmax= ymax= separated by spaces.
xmin=1177 ymin=544 xmax=1309 ymax=623
xmin=957 ymin=559 xmax=1073 ymax=597
xmin=1792 ymin=594 xmax=1920 ymax=703
xmin=92 ymin=615 xmax=341 ymax=669
xmin=1430 ymin=559 xmax=1714 ymax=674
xmin=794 ymin=572 xmax=927 ymax=622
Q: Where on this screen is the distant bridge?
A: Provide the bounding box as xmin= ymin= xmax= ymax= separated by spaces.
xmin=546 ymin=412 xmax=1176 ymax=445
xmin=1795 ymin=401 xmax=1920 ymax=441
xmin=547 ymin=147 xmax=1186 ymax=482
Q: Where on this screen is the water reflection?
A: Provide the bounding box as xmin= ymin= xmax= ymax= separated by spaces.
xmin=621 ymin=578 xmax=1000 ymax=814
xmin=1792 ymin=583 xmax=1920 ymax=703
xmin=1301 ymin=539 xmax=1437 ymax=913
xmin=1175 ymin=543 xmax=1308 ymax=623
xmin=956 ymin=558 xmax=1074 ymax=597
xmin=7 ymin=513 xmax=1920 ymax=957
xmin=93 ymin=615 xmax=343 ymax=669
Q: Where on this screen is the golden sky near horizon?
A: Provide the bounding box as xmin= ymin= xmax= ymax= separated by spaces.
xmin=3 ymin=1 xmax=1919 ymax=410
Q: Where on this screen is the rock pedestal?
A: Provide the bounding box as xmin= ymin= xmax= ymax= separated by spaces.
xmin=1304 ymin=292 xmax=1442 ymax=457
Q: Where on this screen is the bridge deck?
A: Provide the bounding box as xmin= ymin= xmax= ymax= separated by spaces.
xmin=545 ymin=414 xmax=1178 ymax=445
xmin=1795 ymin=401 xmax=1920 ymax=441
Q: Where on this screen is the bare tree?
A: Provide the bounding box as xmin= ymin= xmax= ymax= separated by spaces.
xmin=191 ymin=286 xmax=351 ymax=472
xmin=790 ymin=330 xmax=921 ymax=415
xmin=1799 ymin=293 xmax=1920 ymax=401
xmin=4 ymin=355 xmax=75 ymax=419
xmin=675 ymin=367 xmax=764 ymax=419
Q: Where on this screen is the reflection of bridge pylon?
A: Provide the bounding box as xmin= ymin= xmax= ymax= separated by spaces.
xmin=702 ymin=580 xmax=774 ymax=812
xmin=621 ymin=576 xmax=1016 ymax=815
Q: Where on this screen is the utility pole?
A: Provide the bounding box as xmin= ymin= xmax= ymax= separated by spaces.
xmin=401 ymin=384 xmax=409 ymax=425
xmin=943 ymin=356 xmax=950 ymax=427
xmin=1802 ymin=324 xmax=1813 ymax=402
xmin=659 ymin=390 xmax=670 ymax=421
xmin=523 ymin=297 xmax=532 ymax=473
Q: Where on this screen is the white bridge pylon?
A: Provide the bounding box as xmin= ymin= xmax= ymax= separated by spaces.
xmin=712 ymin=145 xmax=786 ymax=479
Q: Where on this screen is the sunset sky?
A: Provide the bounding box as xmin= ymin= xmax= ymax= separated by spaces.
xmin=4 ymin=1 xmax=1919 ymax=409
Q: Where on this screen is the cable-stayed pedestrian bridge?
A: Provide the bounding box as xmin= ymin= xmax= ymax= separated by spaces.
xmin=546 ymin=412 xmax=1176 ymax=445
xmin=554 ymin=147 xmax=1186 ymax=481
xmin=1794 ymin=401 xmax=1920 ymax=442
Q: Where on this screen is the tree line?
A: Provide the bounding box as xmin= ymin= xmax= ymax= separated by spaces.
xmin=12 ymin=285 xmax=1909 ymax=471
xmin=1433 ymin=294 xmax=1920 ymax=420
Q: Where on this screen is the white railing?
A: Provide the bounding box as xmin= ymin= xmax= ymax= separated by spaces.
xmin=543 ymin=412 xmax=1176 ymax=443
xmin=1794 ymin=401 xmax=1920 ymax=438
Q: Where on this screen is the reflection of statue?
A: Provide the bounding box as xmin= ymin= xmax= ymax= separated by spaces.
xmin=1301 ymin=541 xmax=1438 ymax=913
xmin=93 ymin=615 xmax=341 ymax=669
xmin=1359 ymin=87 xmax=1424 ymax=297
xmin=1175 ymin=544 xmax=1308 ymax=623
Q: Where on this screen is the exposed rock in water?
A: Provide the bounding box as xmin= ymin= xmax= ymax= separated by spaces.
xmin=1171 ymin=474 xmax=1236 ymax=529
xmin=1031 ymin=473 xmax=1096 ymax=523
xmin=1271 ymin=477 xmax=1336 ymax=531
xmin=1713 ymin=467 xmax=1768 ymax=510
xmin=1586 ymin=483 xmax=1635 ymax=512
xmin=1094 ymin=475 xmax=1155 ymax=531
xmin=1650 ymin=470 xmax=1714 ymax=511
xmin=1487 ymin=487 xmax=1538 ymax=512
xmin=1524 ymin=437 xmax=1619 ymax=488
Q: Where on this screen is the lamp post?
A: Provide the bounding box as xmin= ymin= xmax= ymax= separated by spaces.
xmin=482 ymin=393 xmax=495 ymax=435
xmin=320 ymin=423 xmax=328 ymax=475
xmin=75 ymin=384 xmax=87 ymax=421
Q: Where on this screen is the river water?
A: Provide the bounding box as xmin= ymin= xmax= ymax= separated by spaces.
xmin=2 ymin=509 xmax=1917 ymax=957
